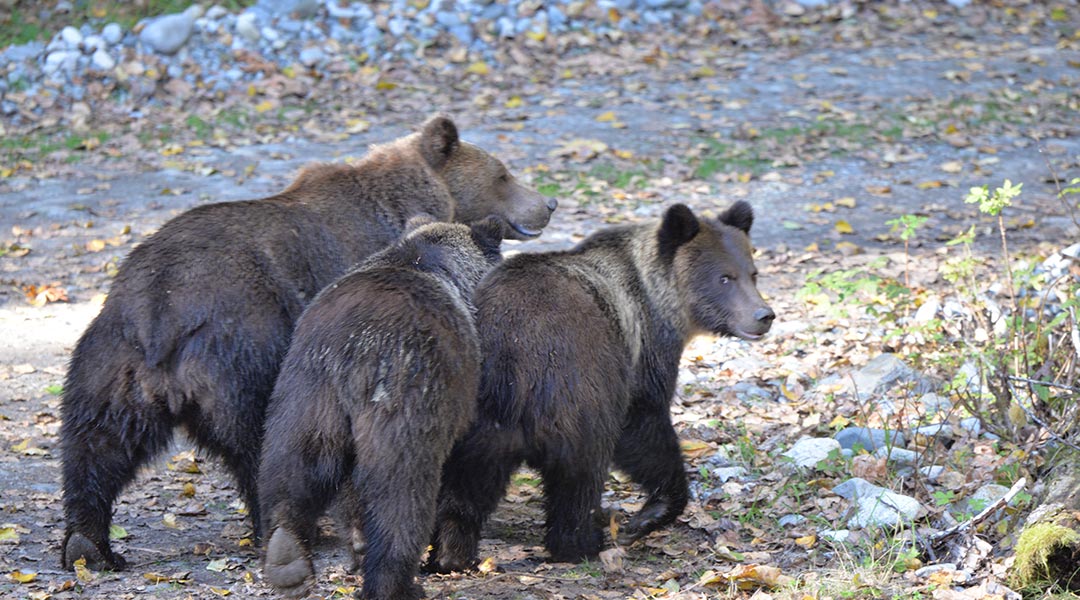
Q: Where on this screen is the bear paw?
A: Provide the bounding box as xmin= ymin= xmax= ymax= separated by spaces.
xmin=617 ymin=501 xmax=672 ymax=546
xmin=264 ymin=528 xmax=314 ymax=597
xmin=62 ymin=532 xmax=127 ymax=571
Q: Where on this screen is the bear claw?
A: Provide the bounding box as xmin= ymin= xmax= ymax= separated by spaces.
xmin=62 ymin=532 xmax=126 ymax=571
xmin=264 ymin=528 xmax=314 ymax=596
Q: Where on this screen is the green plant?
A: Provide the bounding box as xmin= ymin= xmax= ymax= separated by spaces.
xmin=886 ymin=214 xmax=928 ymax=287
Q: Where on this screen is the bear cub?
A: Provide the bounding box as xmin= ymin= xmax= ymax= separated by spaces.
xmin=259 ymin=216 xmax=505 ymax=600
xmin=428 ymin=202 xmax=774 ymax=572
xmin=60 ymin=115 xmax=554 ymax=571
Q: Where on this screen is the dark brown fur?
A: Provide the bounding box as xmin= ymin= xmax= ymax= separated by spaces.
xmin=259 ymin=218 xmax=502 ymax=600
xmin=59 ymin=115 xmax=555 ymax=571
xmin=428 ymin=202 xmax=774 ymax=571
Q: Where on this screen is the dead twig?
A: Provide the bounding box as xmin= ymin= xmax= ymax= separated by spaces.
xmin=928 ymin=477 xmax=1027 ymax=546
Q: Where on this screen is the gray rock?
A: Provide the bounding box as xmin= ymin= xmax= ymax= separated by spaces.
xmin=61 ymin=25 xmax=83 ymax=48
xmin=919 ymin=393 xmax=952 ymax=415
xmin=913 ymin=423 xmax=952 ymax=440
xmin=849 ymin=353 xmax=915 ymax=402
xmin=778 ymin=514 xmax=806 ymax=527
xmin=783 ymin=437 xmax=841 ymax=469
xmin=262 ymin=26 xmax=281 ymax=42
xmin=102 ymin=22 xmax=124 ymax=45
xmin=968 ymin=483 xmax=1010 ymax=509
xmin=4 ymin=41 xmax=45 ymax=63
xmin=496 ymin=16 xmax=515 ymax=38
xmin=873 ymin=446 xmax=918 ymax=465
xmin=140 ymin=8 xmax=200 ymax=55
xmin=834 ymin=426 xmax=905 ymax=452
xmin=919 ymin=465 xmax=945 ymax=482
xmin=914 ymin=563 xmax=958 ymax=579
xmin=942 ymin=298 xmax=971 ymax=320
xmin=449 ymin=24 xmax=473 ymax=44
xmin=236 ymin=12 xmax=262 ymax=42
xmin=959 ymin=416 xmax=982 ymax=435
xmin=298 ymin=46 xmax=324 ymax=66
xmin=91 ymin=49 xmax=115 ymax=71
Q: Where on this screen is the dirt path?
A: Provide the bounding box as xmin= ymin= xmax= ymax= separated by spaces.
xmin=2 ymin=10 xmax=1079 ymax=600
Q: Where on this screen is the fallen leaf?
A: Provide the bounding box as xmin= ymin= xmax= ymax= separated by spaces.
xmin=505 ymin=96 xmax=524 ymax=108
xmin=465 ymin=61 xmax=489 ymax=76
xmin=206 ymin=558 xmax=229 ymax=572
xmin=794 ymin=535 xmax=816 ymax=548
xmin=599 ymin=547 xmax=626 ymax=573
xmin=74 ymin=558 xmax=94 ymax=582
xmin=109 ymin=524 xmax=128 ymax=540
xmin=835 ymin=197 xmax=857 ymax=208
xmin=918 ymin=180 xmax=943 ymax=189
xmin=477 ymin=556 xmax=498 ymax=574
xmin=549 ymin=138 xmax=608 ymax=162
xmin=9 ymin=570 xmax=36 ymax=583
xmin=0 ymin=527 xmax=18 ymax=543
xmin=940 ymin=160 xmax=963 ymax=173
xmin=596 ymin=111 xmax=617 ymax=122
xmin=835 ymin=220 xmax=854 ymax=234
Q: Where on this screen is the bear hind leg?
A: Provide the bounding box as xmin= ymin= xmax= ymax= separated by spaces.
xmin=61 ymin=385 xmax=174 ymax=571
xmin=539 ymin=462 xmax=606 ymax=563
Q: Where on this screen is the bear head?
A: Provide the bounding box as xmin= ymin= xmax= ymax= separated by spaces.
xmin=660 ymin=202 xmax=775 ymax=341
xmin=415 ymin=115 xmax=557 ymax=241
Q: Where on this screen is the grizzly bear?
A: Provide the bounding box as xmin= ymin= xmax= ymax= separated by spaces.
xmin=426 ymin=202 xmax=774 ymax=571
xmin=59 ymin=115 xmax=555 ymax=571
xmin=259 ymin=216 xmax=503 ymax=600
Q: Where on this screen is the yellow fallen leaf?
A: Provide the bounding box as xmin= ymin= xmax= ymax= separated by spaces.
xmin=254 ymin=100 xmax=274 ymax=113
xmin=375 ymin=79 xmax=397 ymax=91
xmin=917 ymin=180 xmax=943 ymax=189
xmin=866 ymin=185 xmax=892 ymax=196
xmin=835 ymin=220 xmax=854 ymax=234
xmin=829 ymin=415 xmax=850 ymax=429
xmin=335 ymin=587 xmax=357 ymax=595
xmin=596 ymin=111 xmax=617 ymax=122
xmin=346 ymin=119 xmax=370 ymax=134
xmin=86 ymin=239 xmax=106 ymax=252
xmin=0 ymin=526 xmax=18 ymax=543
xmin=835 ymin=197 xmax=856 ymax=208
xmin=163 ymin=513 xmax=179 ymax=528
xmin=74 ymin=558 xmax=94 ymax=582
xmin=526 ymin=30 xmax=545 ymax=41
xmin=477 ymin=556 xmax=498 ymax=574
xmin=613 ymin=149 xmax=634 ymax=159
xmin=210 ymin=587 xmax=231 ymax=596
xmin=794 ymin=534 xmax=816 ymax=548
xmin=9 ymin=570 xmax=37 ymax=583
xmin=505 ymin=96 xmax=523 ymax=108
xmin=725 ymin=564 xmax=795 ymax=590
xmin=680 ymin=439 xmax=712 ymax=459
xmin=160 ymin=144 xmax=184 ymax=156
xmin=466 ymin=61 xmax=489 ymax=76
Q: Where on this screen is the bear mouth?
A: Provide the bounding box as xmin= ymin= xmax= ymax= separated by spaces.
xmin=509 ymin=221 xmax=544 ymax=239
xmin=733 ymin=329 xmax=767 ymax=341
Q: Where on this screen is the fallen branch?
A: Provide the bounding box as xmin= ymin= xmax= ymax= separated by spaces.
xmin=928 ymin=477 xmax=1027 ymax=546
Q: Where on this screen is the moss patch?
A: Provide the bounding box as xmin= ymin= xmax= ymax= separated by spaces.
xmin=1012 ymin=521 xmax=1080 ymax=588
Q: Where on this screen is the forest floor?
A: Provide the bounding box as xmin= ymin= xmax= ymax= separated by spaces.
xmin=1 ymin=2 xmax=1079 ymax=599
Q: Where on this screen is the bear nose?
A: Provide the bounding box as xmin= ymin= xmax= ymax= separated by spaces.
xmin=754 ymin=307 xmax=776 ymax=324
xmin=546 ymin=196 xmax=558 ymax=212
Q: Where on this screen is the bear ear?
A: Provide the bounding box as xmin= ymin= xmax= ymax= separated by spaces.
xmin=404 ymin=213 xmax=437 ymax=235
xmin=658 ymin=203 xmax=700 ymax=261
xmin=418 ymin=114 xmax=460 ymax=170
xmin=470 ymin=215 xmax=506 ymax=260
xmin=719 ymin=200 xmax=754 ymax=234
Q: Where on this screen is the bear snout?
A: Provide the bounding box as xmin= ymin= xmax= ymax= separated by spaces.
xmin=754 ymin=306 xmax=776 ymax=326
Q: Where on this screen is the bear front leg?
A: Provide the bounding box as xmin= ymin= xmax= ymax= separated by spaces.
xmin=612 ymin=403 xmax=689 ymax=546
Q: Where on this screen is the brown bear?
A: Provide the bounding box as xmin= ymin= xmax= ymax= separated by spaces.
xmin=59 ymin=115 xmax=555 ymax=571
xmin=259 ymin=216 xmax=503 ymax=600
xmin=427 ymin=202 xmax=774 ymax=571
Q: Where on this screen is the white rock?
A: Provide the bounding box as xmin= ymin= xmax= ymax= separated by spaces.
xmin=849 ymin=353 xmax=914 ymax=402
xmin=298 ymin=46 xmax=324 ymax=66
xmin=61 ymin=25 xmax=83 ymax=48
xmin=82 ymin=35 xmax=106 ymax=53
xmin=91 ymin=49 xmax=116 ymax=71
xmin=711 ymin=466 xmax=746 ymax=483
xmin=206 ymin=5 xmax=229 ymax=19
xmin=102 ymin=23 xmax=124 ymax=45
xmin=914 ymin=296 xmax=940 ymax=323
xmin=959 ymin=416 xmax=982 ymax=435
xmin=915 ymin=563 xmax=958 ymax=579
xmin=778 ymin=514 xmax=806 ymax=527
xmin=236 ymin=12 xmax=261 ymax=42
xmin=140 ymin=10 xmax=197 ymax=55
xmin=834 ymin=477 xmax=923 ymax=528
xmin=783 ymin=437 xmax=841 ymax=469
xmin=44 ymin=50 xmax=78 ymax=75
xmin=913 ymin=423 xmax=952 ymax=440
xmin=819 ymin=529 xmax=851 ymax=542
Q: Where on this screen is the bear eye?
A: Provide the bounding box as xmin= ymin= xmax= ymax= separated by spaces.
xmin=719 ymin=275 xmax=731 ymax=285
xmin=499 ymin=173 xmax=510 ymax=183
